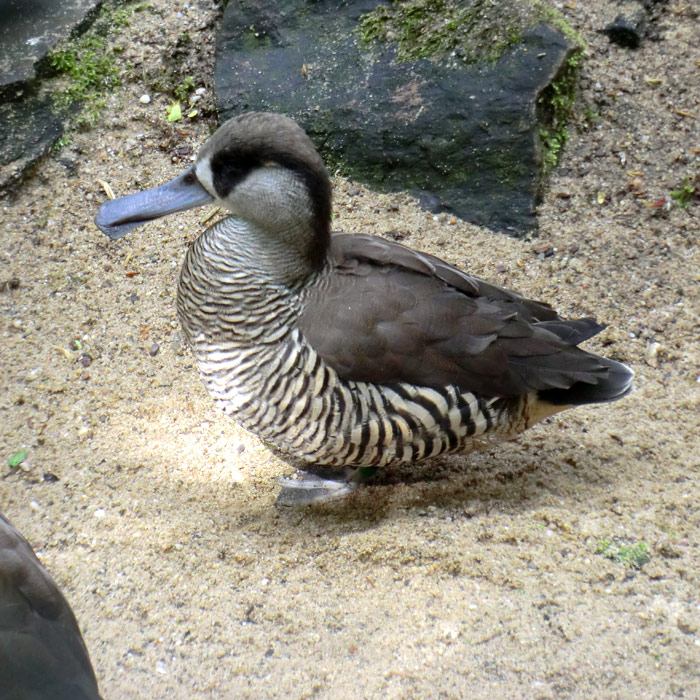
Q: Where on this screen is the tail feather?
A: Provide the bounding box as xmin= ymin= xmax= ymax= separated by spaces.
xmin=537 ymin=317 xmax=605 ymax=346
xmin=538 ymin=355 xmax=634 ymax=406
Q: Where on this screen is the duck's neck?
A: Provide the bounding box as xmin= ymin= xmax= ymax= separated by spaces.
xmin=198 ymin=216 xmax=324 ymax=288
xmin=177 ymin=216 xmax=325 ymax=353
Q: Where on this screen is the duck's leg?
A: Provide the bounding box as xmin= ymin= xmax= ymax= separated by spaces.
xmin=275 ymin=465 xmax=380 ymax=506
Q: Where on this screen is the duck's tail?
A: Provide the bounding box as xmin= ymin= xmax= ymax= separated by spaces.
xmin=533 ymin=318 xmax=634 ymax=406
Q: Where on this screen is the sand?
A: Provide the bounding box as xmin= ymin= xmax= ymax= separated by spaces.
xmin=1 ymin=0 xmax=699 ymax=697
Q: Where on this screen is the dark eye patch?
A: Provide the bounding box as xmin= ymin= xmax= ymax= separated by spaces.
xmin=209 ymin=144 xmax=332 ymax=270
xmin=210 ymin=149 xmax=262 ymax=198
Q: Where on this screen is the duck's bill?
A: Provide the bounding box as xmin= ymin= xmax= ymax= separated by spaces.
xmin=94 ymin=166 xmax=214 ymax=239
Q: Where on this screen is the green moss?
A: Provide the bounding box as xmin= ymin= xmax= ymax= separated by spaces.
xmin=596 ymin=539 xmax=651 ymax=569
xmin=174 ymin=75 xmax=196 ymax=101
xmin=240 ymin=26 xmax=275 ymax=52
xmin=45 ymin=0 xmax=149 ymax=128
xmin=359 ymin=0 xmax=582 ymax=65
xmin=530 ymin=0 xmax=585 ymax=48
xmin=670 ymin=177 xmax=697 ymax=209
xmin=49 ymin=36 xmax=120 ymax=101
xmin=537 ymin=48 xmax=583 ymax=173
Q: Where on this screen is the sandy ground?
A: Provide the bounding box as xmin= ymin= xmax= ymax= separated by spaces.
xmin=1 ymin=0 xmax=699 ymax=698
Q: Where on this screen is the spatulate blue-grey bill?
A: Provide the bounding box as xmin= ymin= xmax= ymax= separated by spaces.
xmin=94 ymin=166 xmax=213 ymax=239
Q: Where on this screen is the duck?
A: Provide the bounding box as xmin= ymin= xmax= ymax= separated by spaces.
xmin=95 ymin=112 xmax=633 ymax=504
xmin=0 ymin=513 xmax=103 ymax=700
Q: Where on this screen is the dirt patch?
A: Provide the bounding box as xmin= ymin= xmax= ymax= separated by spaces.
xmin=1 ymin=1 xmax=698 ymax=698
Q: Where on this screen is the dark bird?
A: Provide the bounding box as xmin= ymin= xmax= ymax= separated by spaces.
xmin=0 ymin=514 xmax=102 ymax=699
xmin=95 ymin=112 xmax=633 ymax=503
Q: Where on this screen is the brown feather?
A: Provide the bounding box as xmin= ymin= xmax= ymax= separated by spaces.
xmin=300 ymin=233 xmax=612 ymax=399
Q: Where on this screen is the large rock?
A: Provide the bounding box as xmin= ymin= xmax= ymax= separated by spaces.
xmin=0 ymin=92 xmax=63 ymax=196
xmin=215 ymin=0 xmax=579 ymax=235
xmin=0 ymin=0 xmax=102 ymax=196
xmin=0 ymin=0 xmax=102 ymax=88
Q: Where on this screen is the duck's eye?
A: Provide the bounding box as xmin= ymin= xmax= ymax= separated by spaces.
xmin=211 ymin=152 xmax=259 ymax=197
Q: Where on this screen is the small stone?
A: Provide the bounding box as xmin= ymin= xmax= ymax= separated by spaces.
xmin=603 ymin=10 xmax=647 ymax=49
xmin=532 ymin=242 xmax=554 ymax=255
xmin=26 ymin=367 xmax=42 ymax=382
xmin=80 ymin=353 xmax=93 ymax=367
xmin=94 ymin=508 xmax=106 ymax=518
xmin=0 ymin=277 xmax=20 ymax=292
xmin=139 ymin=94 xmax=151 ymax=104
xmin=677 ymin=617 xmax=697 ymax=636
xmin=655 ymin=540 xmax=681 ymax=559
xmin=171 ymin=333 xmax=185 ymax=355
xmin=42 ymin=472 xmax=60 ymax=483
xmin=569 ymin=258 xmax=584 ymax=273
xmin=645 ymin=342 xmax=660 ymax=367
xmin=149 ymin=342 xmax=160 ymax=357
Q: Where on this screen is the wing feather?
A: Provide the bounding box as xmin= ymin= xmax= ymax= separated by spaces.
xmin=299 ymin=233 xmax=612 ymax=399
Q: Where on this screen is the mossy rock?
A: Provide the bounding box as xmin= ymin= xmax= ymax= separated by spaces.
xmin=216 ymin=0 xmax=582 ymax=234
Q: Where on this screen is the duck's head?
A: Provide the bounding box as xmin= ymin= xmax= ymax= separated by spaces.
xmin=95 ymin=112 xmax=332 ymax=269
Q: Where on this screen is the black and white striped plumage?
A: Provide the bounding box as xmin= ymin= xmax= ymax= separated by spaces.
xmin=95 ymin=112 xmax=633 ymax=497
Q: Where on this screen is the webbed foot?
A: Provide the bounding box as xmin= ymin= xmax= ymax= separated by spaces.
xmin=275 ymin=466 xmax=380 ymax=506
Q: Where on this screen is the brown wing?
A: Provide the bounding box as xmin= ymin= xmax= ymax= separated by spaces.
xmin=298 ymin=233 xmax=611 ymax=399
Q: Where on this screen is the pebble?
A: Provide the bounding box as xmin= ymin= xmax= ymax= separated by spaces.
xmin=569 ymin=258 xmax=585 ymax=273
xmin=139 ymin=94 xmax=151 ymax=104
xmin=26 ymin=367 xmax=42 ymax=381
xmin=149 ymin=342 xmax=160 ymax=357
xmin=532 ymin=242 xmax=555 ymax=257
xmin=645 ymin=342 xmax=660 ymax=368
xmin=0 ymin=277 xmax=20 ymax=292
xmin=603 ymin=9 xmax=647 ymax=49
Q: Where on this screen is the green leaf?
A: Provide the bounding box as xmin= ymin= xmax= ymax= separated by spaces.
xmin=166 ymin=101 xmax=182 ymax=122
xmin=8 ymin=449 xmax=27 ymax=468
